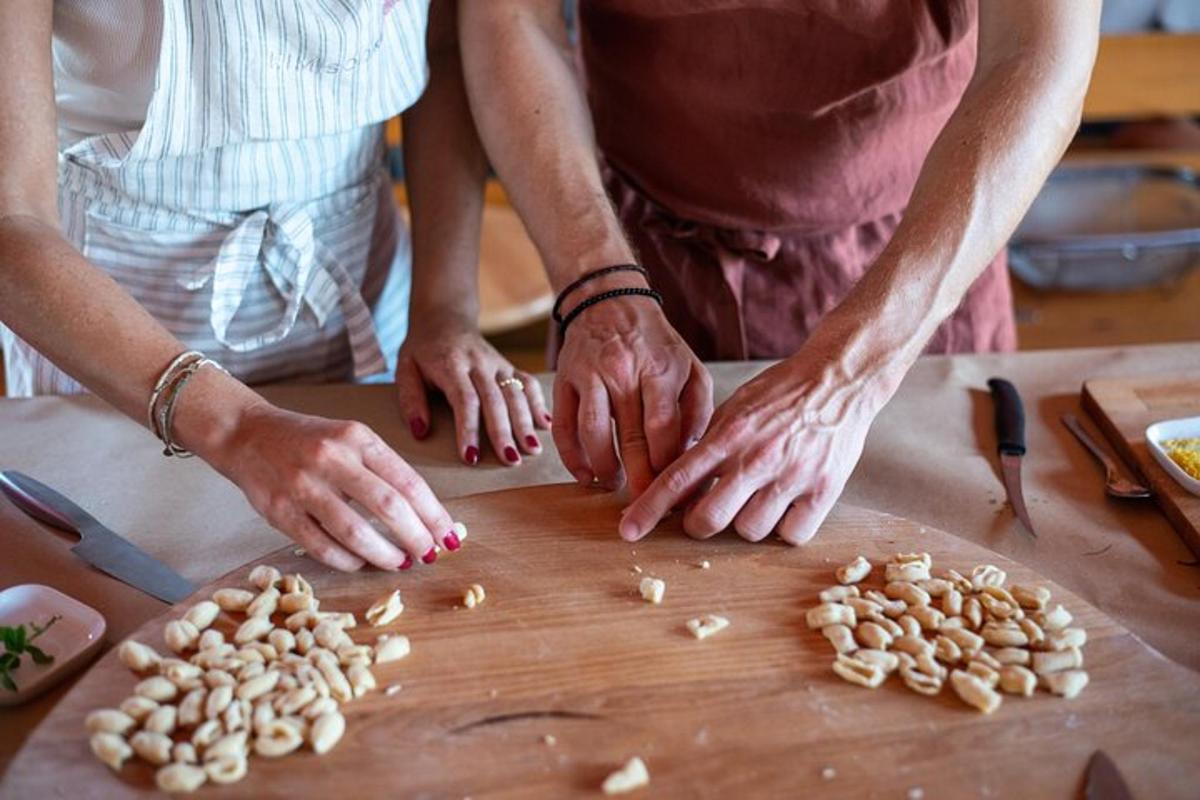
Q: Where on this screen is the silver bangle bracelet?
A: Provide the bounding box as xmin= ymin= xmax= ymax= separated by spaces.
xmin=147 ymin=350 xmax=203 ymax=436
xmin=148 ymin=352 xmax=228 ymax=458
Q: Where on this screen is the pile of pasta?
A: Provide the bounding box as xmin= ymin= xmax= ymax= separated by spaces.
xmin=85 ymin=565 xmax=410 ymax=793
xmin=806 ymin=553 xmax=1088 ymax=713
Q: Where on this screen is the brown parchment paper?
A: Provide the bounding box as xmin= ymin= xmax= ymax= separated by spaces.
xmin=1 ymin=343 xmax=1198 ymax=773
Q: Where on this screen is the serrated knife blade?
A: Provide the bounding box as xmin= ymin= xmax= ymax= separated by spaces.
xmin=0 ymin=470 xmax=193 ymax=604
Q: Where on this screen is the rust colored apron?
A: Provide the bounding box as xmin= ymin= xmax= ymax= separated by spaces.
xmin=574 ymin=0 xmax=1016 ymax=360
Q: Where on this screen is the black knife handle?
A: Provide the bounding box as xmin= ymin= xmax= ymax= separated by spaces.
xmin=987 ymin=378 xmax=1026 ymax=456
xmin=0 ymin=471 xmax=81 ymax=536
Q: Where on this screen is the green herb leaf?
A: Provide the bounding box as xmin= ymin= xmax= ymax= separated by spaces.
xmin=0 ymin=618 xmax=58 ymax=692
xmin=0 ymin=672 xmax=16 ymax=692
xmin=26 ymin=646 xmax=53 ymax=665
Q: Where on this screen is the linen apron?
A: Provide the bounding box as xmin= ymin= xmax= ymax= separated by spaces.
xmin=1 ymin=0 xmax=431 ymax=396
xmin=573 ymin=0 xmax=1017 ymax=361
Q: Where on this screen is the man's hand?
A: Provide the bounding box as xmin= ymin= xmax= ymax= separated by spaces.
xmin=554 ymin=294 xmax=712 ymax=496
xmin=617 ymin=350 xmax=882 ymax=544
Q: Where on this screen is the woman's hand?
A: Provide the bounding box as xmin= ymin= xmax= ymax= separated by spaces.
xmin=204 ymin=402 xmax=458 ymax=573
xmin=395 ymin=315 xmax=550 ymax=466
xmin=617 ymin=350 xmax=886 ymax=545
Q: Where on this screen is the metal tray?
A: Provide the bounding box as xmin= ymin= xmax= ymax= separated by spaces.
xmin=1009 ymin=165 xmax=1200 ymax=290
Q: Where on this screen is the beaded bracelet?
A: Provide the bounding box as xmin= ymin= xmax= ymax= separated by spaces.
xmin=551 ymin=264 xmax=649 ymax=324
xmin=558 ymin=287 xmax=664 ymax=341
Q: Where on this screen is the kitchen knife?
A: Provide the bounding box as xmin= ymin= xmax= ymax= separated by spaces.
xmin=987 ymin=377 xmax=1037 ymax=538
xmin=0 ymin=471 xmax=194 ymax=604
xmin=1085 ymin=750 xmax=1135 ymax=800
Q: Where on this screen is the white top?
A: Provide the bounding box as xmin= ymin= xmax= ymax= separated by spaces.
xmin=53 ymin=0 xmax=161 ymax=146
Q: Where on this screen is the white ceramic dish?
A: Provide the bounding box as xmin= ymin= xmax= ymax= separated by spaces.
xmin=0 ymin=584 xmax=106 ymax=706
xmin=1145 ymin=416 xmax=1200 ymax=497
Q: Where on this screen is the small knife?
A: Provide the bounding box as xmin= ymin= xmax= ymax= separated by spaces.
xmin=1085 ymin=750 xmax=1135 ymax=800
xmin=0 ymin=471 xmax=194 ymax=604
xmin=987 ymin=377 xmax=1037 ymax=538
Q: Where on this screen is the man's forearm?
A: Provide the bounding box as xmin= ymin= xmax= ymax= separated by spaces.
xmin=458 ymin=0 xmax=635 ymax=293
xmin=804 ymin=3 xmax=1101 ymax=407
xmin=402 ymin=0 xmax=489 ymax=327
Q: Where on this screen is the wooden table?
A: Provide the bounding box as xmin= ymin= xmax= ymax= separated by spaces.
xmin=1 ymin=344 xmax=1199 ymax=780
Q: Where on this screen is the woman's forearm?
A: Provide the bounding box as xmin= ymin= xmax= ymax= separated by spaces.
xmin=801 ymin=1 xmax=1101 ymax=406
xmin=402 ymin=0 xmax=488 ymax=328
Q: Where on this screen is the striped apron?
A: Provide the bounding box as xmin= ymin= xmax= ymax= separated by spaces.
xmin=1 ymin=0 xmax=431 ymax=396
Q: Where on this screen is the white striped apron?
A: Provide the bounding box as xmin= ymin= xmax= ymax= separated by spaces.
xmin=1 ymin=0 xmax=431 ymax=396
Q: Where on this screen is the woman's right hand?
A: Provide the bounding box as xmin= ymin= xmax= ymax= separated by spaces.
xmin=191 ymin=391 xmax=459 ymax=573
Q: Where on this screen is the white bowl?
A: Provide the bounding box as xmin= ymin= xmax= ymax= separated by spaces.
xmin=0 ymin=585 xmax=106 ymax=706
xmin=1145 ymin=416 xmax=1200 ymax=498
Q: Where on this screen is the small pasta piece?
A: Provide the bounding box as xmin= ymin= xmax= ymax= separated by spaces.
xmin=155 ymin=763 xmax=207 ymax=794
xmin=970 ymin=564 xmax=1007 ymax=590
xmin=312 ymin=651 xmax=354 ymax=702
xmin=949 ymin=669 xmax=1003 ymax=714
xmin=962 ymin=597 xmax=983 ymax=630
xmin=845 ymin=597 xmax=884 ymax=622
xmin=249 ymin=564 xmax=281 ymax=591
xmin=237 ymin=670 xmax=281 ymax=702
xmin=463 ymin=583 xmax=488 ymax=609
xmin=191 ymin=719 xmax=223 ymax=749
xmin=981 ymin=622 xmax=1028 ymax=648
xmin=941 ymin=628 xmax=984 ymax=655
xmin=637 ymin=577 xmax=665 ymax=605
xmin=205 ymin=730 xmax=249 ymax=762
xmin=117 ymin=640 xmax=162 ymax=674
xmin=366 ymin=589 xmax=405 ymax=625
xmin=303 ymin=696 xmax=339 ymax=721
xmin=279 ymin=591 xmax=315 ymax=615
xmin=885 ymin=561 xmax=931 ymax=583
xmin=295 ymin=628 xmax=315 ymax=655
xmin=877 ymin=617 xmax=904 ymax=639
xmin=603 ymin=757 xmax=650 ymax=796
xmin=818 ymin=585 xmax=860 ymax=603
xmin=899 ymin=662 xmax=942 ymax=696
xmin=908 ymin=605 xmax=944 ymax=633
xmin=212 ymin=588 xmax=255 ymax=613
xmin=275 ymin=686 xmax=317 ymax=717
xmin=205 ymin=684 xmax=234 ymax=720
xmin=198 ymin=629 xmax=225 ymax=652
xmin=374 ymin=634 xmax=412 ymax=664
xmin=896 ymin=615 xmax=922 ymax=639
xmin=162 ymin=659 xmax=204 ymax=690
xmin=163 ymin=620 xmax=200 ymax=655
xmin=998 ymin=665 xmax=1037 ymax=696
xmin=183 ymin=601 xmax=220 ymax=632
xmin=686 ymin=614 xmax=730 ymax=640
xmin=285 ymin=610 xmax=320 ymax=633
xmin=855 ymin=621 xmax=893 ymax=651
xmin=916 ymin=578 xmax=952 ymax=597
xmin=891 ymin=635 xmax=934 ymax=659
xmin=176 ymin=688 xmax=206 ymax=728
xmin=205 ymin=755 xmax=249 ymax=785
xmin=966 ymin=661 xmax=1000 ymax=689
xmin=204 ymin=669 xmax=236 ymax=689
xmin=246 ymin=587 xmax=280 ymax=619
xmin=991 ymin=648 xmax=1031 ymax=666
xmin=854 ymin=649 xmax=900 ymax=674
xmin=135 ymin=676 xmax=178 ymax=703
xmin=830 ymin=654 xmax=886 ymax=689
xmin=313 ymin=621 xmax=352 ymax=651
xmin=805 ymin=603 xmax=856 ymax=630
xmin=933 ymin=636 xmax=962 ymax=665
xmin=836 ymin=556 xmax=871 ymax=585
xmin=1011 ymin=584 xmax=1051 ymax=611
xmin=1039 ymin=604 xmax=1073 ymax=631
xmin=979 ymin=593 xmax=1019 ymax=621
xmin=938 ymin=616 xmax=965 ymax=632
xmin=85 ymin=708 xmax=137 ymax=740
xmin=1044 ymin=628 xmax=1087 ymax=652
xmin=941 ymin=568 xmax=973 ymax=593
xmin=281 ymin=573 xmax=314 ymax=596
xmin=1040 ymin=669 xmax=1089 ymax=699
xmin=234 ymin=616 xmax=273 ymax=645
xmin=821 ymin=624 xmax=857 ymax=655
xmin=131 ymin=730 xmax=174 ymax=766
xmin=255 ymin=720 xmax=304 ymax=757
xmin=172 ymin=742 xmax=198 ymax=765
xmin=310 ymin=711 xmax=347 ymax=755
xmin=1032 ymin=646 xmax=1083 ymax=675
xmin=347 ymin=663 xmax=376 ymax=698
xmin=884 ymin=582 xmax=930 ymax=607
xmin=971 ymin=649 xmax=1002 ymax=671
xmin=941 ymin=588 xmax=963 ymax=618
xmin=90 ymin=731 xmax=133 ymax=772
xmin=119 ymin=695 xmax=159 ymax=722
xmin=1018 ymin=618 xmax=1046 ymax=649
xmin=268 ymin=628 xmax=296 ymax=655
xmin=143 ymin=705 xmax=178 ymax=736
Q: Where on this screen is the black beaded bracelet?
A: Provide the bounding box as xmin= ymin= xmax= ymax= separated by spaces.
xmin=551 ymin=263 xmax=649 ymax=323
xmin=558 ymin=287 xmax=664 ymax=340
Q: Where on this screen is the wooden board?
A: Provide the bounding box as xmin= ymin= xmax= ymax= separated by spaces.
xmin=1083 ymin=374 xmax=1200 ymax=559
xmin=4 ymin=485 xmax=1199 ymax=799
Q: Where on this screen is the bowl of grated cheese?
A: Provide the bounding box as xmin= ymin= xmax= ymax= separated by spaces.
xmin=1146 ymin=417 xmax=1200 ymax=497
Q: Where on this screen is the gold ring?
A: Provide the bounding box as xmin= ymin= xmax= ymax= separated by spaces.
xmin=497 ymin=377 xmax=524 ymax=391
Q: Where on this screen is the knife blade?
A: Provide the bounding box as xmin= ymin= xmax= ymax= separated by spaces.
xmin=0 ymin=471 xmax=194 ymax=604
xmin=1085 ymin=750 xmax=1135 ymax=800
xmin=986 ymin=377 xmax=1037 ymax=538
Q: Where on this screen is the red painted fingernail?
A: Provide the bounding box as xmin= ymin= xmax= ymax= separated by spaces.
xmin=421 ymin=548 xmax=438 ymax=565
xmin=543 ymin=413 xmax=554 ymax=426
xmin=409 ymin=417 xmax=428 ymax=440
xmin=399 ymin=554 xmax=413 ymax=570
xmin=444 ymin=531 xmax=461 ymax=551
xmin=504 ymin=446 xmax=519 ymax=463
xmin=464 ymin=446 xmax=480 ymax=465
xmin=525 ymin=435 xmax=539 ymax=449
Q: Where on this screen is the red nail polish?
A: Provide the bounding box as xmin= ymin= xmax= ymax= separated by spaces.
xmin=504 ymin=446 xmax=519 ymax=463
xmin=543 ymin=413 xmax=554 ymax=426
xmin=409 ymin=417 xmax=428 ymax=440
xmin=525 ymin=435 xmax=539 ymax=449
xmin=464 ymin=446 xmax=480 ymax=465
xmin=421 ymin=548 xmax=438 ymax=565
xmin=399 ymin=554 xmax=413 ymax=570
xmin=444 ymin=531 xmax=461 ymax=551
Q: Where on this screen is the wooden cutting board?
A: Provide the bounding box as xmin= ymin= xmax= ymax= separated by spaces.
xmin=5 ymin=484 xmax=1199 ymax=799
xmin=1082 ymin=374 xmax=1200 ymax=558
